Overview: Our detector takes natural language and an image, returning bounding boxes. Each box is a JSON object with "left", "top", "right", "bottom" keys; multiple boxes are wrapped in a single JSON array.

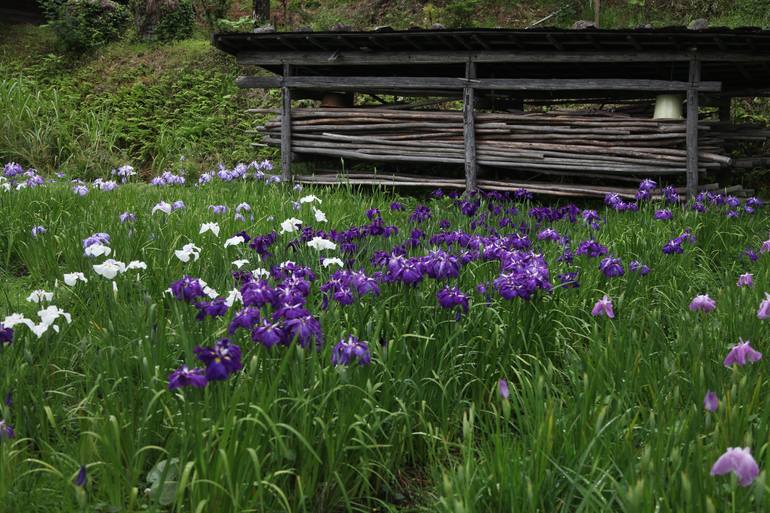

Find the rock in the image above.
[
  {"left": 572, "top": 20, "right": 597, "bottom": 29},
  {"left": 635, "top": 23, "right": 653, "bottom": 29},
  {"left": 252, "top": 24, "right": 275, "bottom": 33},
  {"left": 688, "top": 18, "right": 709, "bottom": 30},
  {"left": 331, "top": 22, "right": 352, "bottom": 32},
  {"left": 430, "top": 23, "right": 446, "bottom": 30},
  {"left": 296, "top": 26, "right": 312, "bottom": 32},
  {"left": 374, "top": 25, "right": 393, "bottom": 32}
]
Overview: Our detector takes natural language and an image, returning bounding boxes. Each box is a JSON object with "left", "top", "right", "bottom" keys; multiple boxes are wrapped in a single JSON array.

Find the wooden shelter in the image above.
[{"left": 213, "top": 27, "right": 770, "bottom": 197}]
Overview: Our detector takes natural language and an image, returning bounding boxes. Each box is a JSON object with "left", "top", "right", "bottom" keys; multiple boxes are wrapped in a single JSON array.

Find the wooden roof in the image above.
[{"left": 213, "top": 27, "right": 770, "bottom": 95}]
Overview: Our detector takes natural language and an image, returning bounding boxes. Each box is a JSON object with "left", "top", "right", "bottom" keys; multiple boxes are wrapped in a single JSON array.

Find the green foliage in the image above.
[
  {"left": 215, "top": 15, "right": 255, "bottom": 32},
  {"left": 441, "top": 0, "right": 480, "bottom": 28},
  {"left": 155, "top": 1, "right": 195, "bottom": 41},
  {"left": 193, "top": 0, "right": 233, "bottom": 30},
  {"left": 39, "top": 0, "right": 131, "bottom": 52}
]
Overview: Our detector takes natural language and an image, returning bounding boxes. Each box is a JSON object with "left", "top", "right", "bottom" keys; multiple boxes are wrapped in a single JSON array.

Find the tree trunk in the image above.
[{"left": 254, "top": 0, "right": 269, "bottom": 23}]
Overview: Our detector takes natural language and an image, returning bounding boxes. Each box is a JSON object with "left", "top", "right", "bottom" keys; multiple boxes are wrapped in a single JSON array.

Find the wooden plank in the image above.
[
  {"left": 281, "top": 63, "right": 292, "bottom": 181},
  {"left": 236, "top": 50, "right": 770, "bottom": 66},
  {"left": 237, "top": 75, "right": 722, "bottom": 92},
  {"left": 464, "top": 61, "right": 477, "bottom": 192},
  {"left": 686, "top": 56, "right": 700, "bottom": 196}
]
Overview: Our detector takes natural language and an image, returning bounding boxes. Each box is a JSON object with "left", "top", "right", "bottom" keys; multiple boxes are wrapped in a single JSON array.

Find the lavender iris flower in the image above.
[
  {"left": 710, "top": 447, "right": 760, "bottom": 486},
  {"left": 31, "top": 225, "right": 46, "bottom": 237},
  {"left": 209, "top": 205, "right": 228, "bottom": 215},
  {"left": 498, "top": 379, "right": 510, "bottom": 399},
  {"left": 591, "top": 295, "right": 615, "bottom": 318},
  {"left": 757, "top": 293, "right": 770, "bottom": 320},
  {"left": 72, "top": 185, "right": 89, "bottom": 196},
  {"left": 331, "top": 335, "right": 371, "bottom": 366},
  {"left": 736, "top": 273, "right": 753, "bottom": 288},
  {"left": 119, "top": 212, "right": 136, "bottom": 223},
  {"left": 703, "top": 390, "right": 719, "bottom": 412},
  {"left": 689, "top": 294, "right": 716, "bottom": 313},
  {"left": 723, "top": 339, "right": 762, "bottom": 367}
]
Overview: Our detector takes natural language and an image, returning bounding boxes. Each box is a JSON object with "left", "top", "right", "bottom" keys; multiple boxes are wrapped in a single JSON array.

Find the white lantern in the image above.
[{"left": 653, "top": 94, "right": 684, "bottom": 120}]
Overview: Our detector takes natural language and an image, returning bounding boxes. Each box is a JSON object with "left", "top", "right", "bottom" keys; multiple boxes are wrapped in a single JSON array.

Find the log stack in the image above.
[{"left": 250, "top": 108, "right": 752, "bottom": 180}]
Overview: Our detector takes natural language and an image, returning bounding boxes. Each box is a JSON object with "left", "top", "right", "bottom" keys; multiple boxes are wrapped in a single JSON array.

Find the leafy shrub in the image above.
[
  {"left": 193, "top": 0, "right": 233, "bottom": 30},
  {"left": 441, "top": 0, "right": 480, "bottom": 28},
  {"left": 155, "top": 0, "right": 196, "bottom": 41},
  {"left": 40, "top": 0, "right": 130, "bottom": 52}
]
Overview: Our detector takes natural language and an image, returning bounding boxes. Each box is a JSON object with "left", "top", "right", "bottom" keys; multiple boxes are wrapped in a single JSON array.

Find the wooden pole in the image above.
[
  {"left": 718, "top": 97, "right": 731, "bottom": 122},
  {"left": 464, "top": 60, "right": 478, "bottom": 192},
  {"left": 686, "top": 54, "right": 701, "bottom": 197},
  {"left": 281, "top": 63, "right": 292, "bottom": 181}
]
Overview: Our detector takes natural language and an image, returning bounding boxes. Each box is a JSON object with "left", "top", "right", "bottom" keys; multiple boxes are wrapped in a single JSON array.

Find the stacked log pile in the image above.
[{"left": 250, "top": 108, "right": 754, "bottom": 181}]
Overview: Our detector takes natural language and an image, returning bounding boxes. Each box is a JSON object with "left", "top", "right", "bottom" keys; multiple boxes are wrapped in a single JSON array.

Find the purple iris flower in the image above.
[
  {"left": 228, "top": 307, "right": 261, "bottom": 335},
  {"left": 171, "top": 200, "right": 186, "bottom": 211},
  {"left": 710, "top": 448, "right": 760, "bottom": 486},
  {"left": 169, "top": 276, "right": 206, "bottom": 303},
  {"left": 724, "top": 339, "right": 762, "bottom": 367},
  {"left": 422, "top": 250, "right": 460, "bottom": 280},
  {"left": 629, "top": 260, "right": 650, "bottom": 276},
  {"left": 331, "top": 335, "right": 371, "bottom": 366},
  {"left": 662, "top": 186, "right": 679, "bottom": 204},
  {"left": 387, "top": 255, "right": 423, "bottom": 285},
  {"left": 689, "top": 294, "right": 716, "bottom": 313},
  {"left": 0, "top": 420, "right": 14, "bottom": 439},
  {"left": 3, "top": 162, "right": 23, "bottom": 177},
  {"left": 409, "top": 205, "right": 432, "bottom": 223},
  {"left": 194, "top": 339, "right": 242, "bottom": 381},
  {"left": 167, "top": 365, "right": 207, "bottom": 390},
  {"left": 209, "top": 205, "right": 228, "bottom": 215},
  {"left": 390, "top": 202, "right": 405, "bottom": 211},
  {"left": 74, "top": 466, "right": 87, "bottom": 487},
  {"left": 366, "top": 208, "right": 381, "bottom": 221},
  {"left": 704, "top": 390, "right": 719, "bottom": 412},
  {"left": 0, "top": 324, "right": 13, "bottom": 346},
  {"left": 284, "top": 315, "right": 324, "bottom": 349},
  {"left": 557, "top": 272, "right": 579, "bottom": 288},
  {"left": 498, "top": 379, "right": 510, "bottom": 399},
  {"left": 576, "top": 240, "right": 608, "bottom": 258},
  {"left": 663, "top": 240, "right": 684, "bottom": 254},
  {"left": 436, "top": 286, "right": 470, "bottom": 315},
  {"left": 537, "top": 228, "right": 560, "bottom": 241},
  {"left": 249, "top": 231, "right": 278, "bottom": 258},
  {"left": 654, "top": 209, "right": 673, "bottom": 221},
  {"left": 599, "top": 256, "right": 624, "bottom": 278},
  {"left": 119, "top": 212, "right": 136, "bottom": 223},
  {"left": 251, "top": 320, "right": 286, "bottom": 348},
  {"left": 194, "top": 298, "right": 229, "bottom": 321}
]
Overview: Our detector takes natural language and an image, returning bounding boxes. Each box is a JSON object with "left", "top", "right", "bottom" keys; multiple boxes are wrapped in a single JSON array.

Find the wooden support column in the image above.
[
  {"left": 281, "top": 63, "right": 292, "bottom": 182},
  {"left": 686, "top": 54, "right": 700, "bottom": 197},
  {"left": 718, "top": 97, "right": 731, "bottom": 122},
  {"left": 463, "top": 60, "right": 478, "bottom": 192}
]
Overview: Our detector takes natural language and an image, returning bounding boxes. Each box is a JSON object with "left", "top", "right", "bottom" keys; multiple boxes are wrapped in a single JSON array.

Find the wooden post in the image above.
[
  {"left": 281, "top": 63, "right": 292, "bottom": 182},
  {"left": 686, "top": 54, "right": 700, "bottom": 197},
  {"left": 463, "top": 60, "right": 478, "bottom": 192},
  {"left": 718, "top": 97, "right": 731, "bottom": 122}
]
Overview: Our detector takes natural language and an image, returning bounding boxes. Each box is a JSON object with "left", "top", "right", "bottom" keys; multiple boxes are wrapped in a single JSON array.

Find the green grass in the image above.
[{"left": 0, "top": 175, "right": 769, "bottom": 512}]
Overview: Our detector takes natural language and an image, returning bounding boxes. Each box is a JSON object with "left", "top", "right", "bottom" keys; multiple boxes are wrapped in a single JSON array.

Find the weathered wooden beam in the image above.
[
  {"left": 686, "top": 55, "right": 701, "bottom": 197},
  {"left": 463, "top": 60, "right": 477, "bottom": 192},
  {"left": 236, "top": 75, "right": 722, "bottom": 92},
  {"left": 281, "top": 63, "right": 292, "bottom": 181},
  {"left": 236, "top": 50, "right": 770, "bottom": 66}
]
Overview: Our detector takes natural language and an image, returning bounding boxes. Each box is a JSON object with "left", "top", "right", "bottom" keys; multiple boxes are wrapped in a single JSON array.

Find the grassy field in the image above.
[{"left": 1, "top": 164, "right": 770, "bottom": 512}]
